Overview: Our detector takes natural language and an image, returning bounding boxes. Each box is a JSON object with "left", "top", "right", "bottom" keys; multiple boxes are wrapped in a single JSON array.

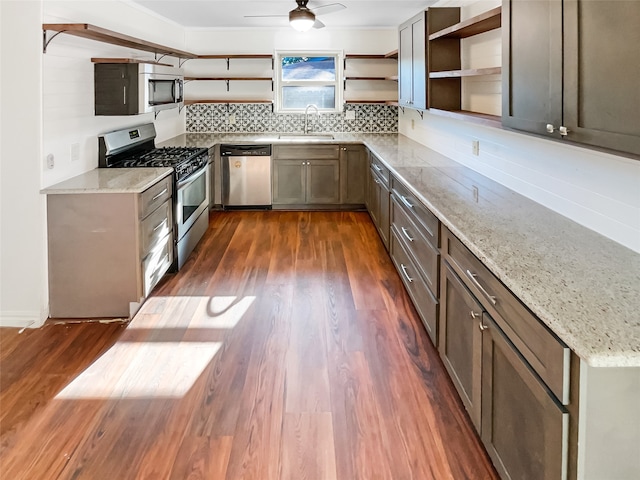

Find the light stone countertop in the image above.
[
  {"left": 161, "top": 132, "right": 640, "bottom": 367},
  {"left": 41, "top": 168, "right": 174, "bottom": 194}
]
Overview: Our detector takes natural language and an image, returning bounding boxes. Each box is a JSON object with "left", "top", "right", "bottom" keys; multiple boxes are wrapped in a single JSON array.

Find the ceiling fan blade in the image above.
[
  {"left": 311, "top": 3, "right": 346, "bottom": 15},
  {"left": 313, "top": 18, "right": 325, "bottom": 29}
]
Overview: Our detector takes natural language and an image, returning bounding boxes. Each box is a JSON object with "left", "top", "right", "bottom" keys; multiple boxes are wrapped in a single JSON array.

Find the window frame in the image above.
[{"left": 274, "top": 50, "right": 343, "bottom": 114}]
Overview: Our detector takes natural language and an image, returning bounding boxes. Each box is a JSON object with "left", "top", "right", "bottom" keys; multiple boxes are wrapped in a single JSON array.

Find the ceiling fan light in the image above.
[{"left": 289, "top": 8, "right": 315, "bottom": 31}]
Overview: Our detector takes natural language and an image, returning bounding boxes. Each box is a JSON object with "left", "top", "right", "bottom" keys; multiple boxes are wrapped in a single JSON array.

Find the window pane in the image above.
[
  {"left": 282, "top": 86, "right": 335, "bottom": 109},
  {"left": 281, "top": 57, "right": 336, "bottom": 81}
]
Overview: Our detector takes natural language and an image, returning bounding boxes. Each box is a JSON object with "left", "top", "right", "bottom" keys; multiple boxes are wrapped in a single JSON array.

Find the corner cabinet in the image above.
[
  {"left": 339, "top": 144, "right": 367, "bottom": 205},
  {"left": 503, "top": 0, "right": 640, "bottom": 156}
]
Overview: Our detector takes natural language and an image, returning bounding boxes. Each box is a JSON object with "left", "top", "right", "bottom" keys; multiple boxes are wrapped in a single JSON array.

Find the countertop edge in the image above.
[{"left": 41, "top": 168, "right": 174, "bottom": 195}]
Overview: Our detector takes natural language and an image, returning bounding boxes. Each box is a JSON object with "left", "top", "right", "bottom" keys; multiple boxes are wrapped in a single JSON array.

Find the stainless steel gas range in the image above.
[{"left": 99, "top": 124, "right": 210, "bottom": 269}]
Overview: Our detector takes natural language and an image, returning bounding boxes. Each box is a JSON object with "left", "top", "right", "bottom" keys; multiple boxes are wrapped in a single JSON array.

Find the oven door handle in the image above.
[{"left": 177, "top": 163, "right": 208, "bottom": 188}]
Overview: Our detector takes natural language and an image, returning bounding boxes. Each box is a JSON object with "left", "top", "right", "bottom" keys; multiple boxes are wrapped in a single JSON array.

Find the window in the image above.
[{"left": 275, "top": 51, "right": 342, "bottom": 113}]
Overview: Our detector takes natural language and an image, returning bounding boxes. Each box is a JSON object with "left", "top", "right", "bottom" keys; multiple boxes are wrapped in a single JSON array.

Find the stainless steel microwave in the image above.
[{"left": 94, "top": 62, "right": 184, "bottom": 116}]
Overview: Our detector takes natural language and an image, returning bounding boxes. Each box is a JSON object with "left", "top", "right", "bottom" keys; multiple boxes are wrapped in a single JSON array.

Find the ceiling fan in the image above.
[{"left": 245, "top": 1, "right": 347, "bottom": 32}]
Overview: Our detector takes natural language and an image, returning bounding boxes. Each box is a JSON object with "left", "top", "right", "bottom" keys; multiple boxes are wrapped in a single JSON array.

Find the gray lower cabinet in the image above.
[
  {"left": 481, "top": 313, "right": 569, "bottom": 480},
  {"left": 339, "top": 144, "right": 367, "bottom": 205},
  {"left": 47, "top": 175, "right": 174, "bottom": 318},
  {"left": 440, "top": 226, "right": 574, "bottom": 480},
  {"left": 272, "top": 145, "right": 341, "bottom": 206},
  {"left": 439, "top": 261, "right": 482, "bottom": 430},
  {"left": 367, "top": 151, "right": 390, "bottom": 249},
  {"left": 272, "top": 158, "right": 340, "bottom": 204}
]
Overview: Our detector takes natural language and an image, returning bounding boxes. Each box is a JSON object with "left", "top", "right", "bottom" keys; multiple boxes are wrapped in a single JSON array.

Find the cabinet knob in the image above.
[
  {"left": 559, "top": 126, "right": 570, "bottom": 136},
  {"left": 546, "top": 124, "right": 555, "bottom": 134}
]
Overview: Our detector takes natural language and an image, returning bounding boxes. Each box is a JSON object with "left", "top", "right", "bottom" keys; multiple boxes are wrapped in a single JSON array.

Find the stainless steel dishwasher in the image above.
[{"left": 221, "top": 144, "right": 272, "bottom": 208}]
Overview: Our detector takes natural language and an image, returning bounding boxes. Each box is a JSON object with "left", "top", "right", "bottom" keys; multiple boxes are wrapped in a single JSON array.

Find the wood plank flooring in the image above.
[{"left": 0, "top": 211, "right": 498, "bottom": 480}]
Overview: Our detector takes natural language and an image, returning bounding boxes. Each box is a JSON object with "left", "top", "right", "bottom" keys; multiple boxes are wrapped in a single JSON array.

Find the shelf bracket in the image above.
[
  {"left": 417, "top": 110, "right": 424, "bottom": 119},
  {"left": 154, "top": 110, "right": 161, "bottom": 120},
  {"left": 179, "top": 57, "right": 191, "bottom": 68},
  {"left": 399, "top": 106, "right": 405, "bottom": 114},
  {"left": 226, "top": 58, "right": 231, "bottom": 70},
  {"left": 155, "top": 53, "right": 168, "bottom": 63},
  {"left": 271, "top": 58, "right": 275, "bottom": 70},
  {"left": 42, "top": 29, "right": 65, "bottom": 54},
  {"left": 225, "top": 80, "right": 230, "bottom": 91}
]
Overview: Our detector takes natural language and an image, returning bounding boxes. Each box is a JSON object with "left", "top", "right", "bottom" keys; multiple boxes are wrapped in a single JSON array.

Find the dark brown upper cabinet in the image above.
[
  {"left": 399, "top": 11, "right": 428, "bottom": 110},
  {"left": 503, "top": 0, "right": 640, "bottom": 157}
]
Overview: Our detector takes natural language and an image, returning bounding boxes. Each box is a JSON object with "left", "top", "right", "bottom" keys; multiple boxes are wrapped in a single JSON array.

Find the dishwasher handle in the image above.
[{"left": 220, "top": 144, "right": 272, "bottom": 156}]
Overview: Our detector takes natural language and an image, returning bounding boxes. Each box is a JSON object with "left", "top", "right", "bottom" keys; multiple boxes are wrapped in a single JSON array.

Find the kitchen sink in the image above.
[{"left": 277, "top": 133, "right": 335, "bottom": 140}]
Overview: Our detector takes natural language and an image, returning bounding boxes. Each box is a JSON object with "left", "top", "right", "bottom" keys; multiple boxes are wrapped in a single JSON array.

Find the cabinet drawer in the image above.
[
  {"left": 391, "top": 176, "right": 439, "bottom": 247},
  {"left": 442, "top": 227, "right": 570, "bottom": 404},
  {"left": 391, "top": 195, "right": 439, "bottom": 294},
  {"left": 140, "top": 199, "right": 173, "bottom": 258},
  {"left": 369, "top": 154, "right": 390, "bottom": 185},
  {"left": 273, "top": 145, "right": 339, "bottom": 159},
  {"left": 390, "top": 228, "right": 438, "bottom": 345},
  {"left": 139, "top": 175, "right": 172, "bottom": 219},
  {"left": 142, "top": 232, "right": 173, "bottom": 297}
]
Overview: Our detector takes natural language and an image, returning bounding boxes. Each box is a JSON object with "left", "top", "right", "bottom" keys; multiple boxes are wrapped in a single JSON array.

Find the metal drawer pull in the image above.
[
  {"left": 400, "top": 263, "right": 413, "bottom": 283},
  {"left": 466, "top": 270, "right": 497, "bottom": 305},
  {"left": 470, "top": 311, "right": 481, "bottom": 319},
  {"left": 374, "top": 178, "right": 381, "bottom": 184},
  {"left": 479, "top": 322, "right": 489, "bottom": 331},
  {"left": 153, "top": 219, "right": 167, "bottom": 232},
  {"left": 373, "top": 163, "right": 383, "bottom": 172},
  {"left": 152, "top": 188, "right": 168, "bottom": 201},
  {"left": 401, "top": 227, "right": 414, "bottom": 242},
  {"left": 399, "top": 195, "right": 414, "bottom": 209}
]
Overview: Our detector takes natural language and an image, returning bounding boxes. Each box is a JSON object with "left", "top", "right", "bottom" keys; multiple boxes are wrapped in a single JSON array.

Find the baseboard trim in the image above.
[{"left": 0, "top": 310, "right": 47, "bottom": 329}]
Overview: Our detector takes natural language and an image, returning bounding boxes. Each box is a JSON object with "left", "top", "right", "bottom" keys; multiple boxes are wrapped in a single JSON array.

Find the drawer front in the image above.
[
  {"left": 142, "top": 232, "right": 173, "bottom": 297},
  {"left": 140, "top": 199, "right": 173, "bottom": 258},
  {"left": 140, "top": 175, "right": 172, "bottom": 220},
  {"left": 391, "top": 196, "right": 439, "bottom": 294},
  {"left": 273, "top": 145, "right": 339, "bottom": 159},
  {"left": 442, "top": 227, "right": 570, "bottom": 404},
  {"left": 391, "top": 176, "right": 439, "bottom": 247},
  {"left": 390, "top": 228, "right": 438, "bottom": 345},
  {"left": 369, "top": 153, "right": 390, "bottom": 185}
]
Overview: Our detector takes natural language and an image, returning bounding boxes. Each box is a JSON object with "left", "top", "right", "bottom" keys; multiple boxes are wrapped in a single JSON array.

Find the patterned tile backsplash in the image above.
[{"left": 186, "top": 103, "right": 398, "bottom": 133}]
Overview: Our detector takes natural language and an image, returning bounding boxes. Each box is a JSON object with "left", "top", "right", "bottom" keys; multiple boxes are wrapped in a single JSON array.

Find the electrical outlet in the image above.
[
  {"left": 70, "top": 143, "right": 80, "bottom": 162},
  {"left": 411, "top": 119, "right": 415, "bottom": 130},
  {"left": 472, "top": 139, "right": 480, "bottom": 156},
  {"left": 46, "top": 154, "right": 55, "bottom": 169},
  {"left": 472, "top": 185, "right": 479, "bottom": 203},
  {"left": 345, "top": 110, "right": 355, "bottom": 120},
  {"left": 228, "top": 113, "right": 236, "bottom": 125}
]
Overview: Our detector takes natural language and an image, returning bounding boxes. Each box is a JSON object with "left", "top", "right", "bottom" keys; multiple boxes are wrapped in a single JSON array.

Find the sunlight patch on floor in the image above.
[{"left": 56, "top": 341, "right": 222, "bottom": 399}]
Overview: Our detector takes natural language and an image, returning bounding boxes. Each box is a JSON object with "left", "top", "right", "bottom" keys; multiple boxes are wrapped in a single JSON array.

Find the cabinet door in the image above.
[
  {"left": 378, "top": 178, "right": 390, "bottom": 249},
  {"left": 368, "top": 167, "right": 381, "bottom": 225},
  {"left": 502, "top": 0, "right": 563, "bottom": 135},
  {"left": 340, "top": 145, "right": 367, "bottom": 204},
  {"left": 272, "top": 159, "right": 306, "bottom": 204},
  {"left": 411, "top": 15, "right": 427, "bottom": 110},
  {"left": 398, "top": 19, "right": 414, "bottom": 107},
  {"left": 306, "top": 160, "right": 340, "bottom": 204},
  {"left": 482, "top": 314, "right": 569, "bottom": 480},
  {"left": 563, "top": 0, "right": 640, "bottom": 155},
  {"left": 438, "top": 261, "right": 483, "bottom": 430}
]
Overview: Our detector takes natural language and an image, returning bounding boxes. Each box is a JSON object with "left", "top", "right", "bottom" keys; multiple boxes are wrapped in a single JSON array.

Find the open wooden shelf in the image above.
[
  {"left": 184, "top": 99, "right": 273, "bottom": 105},
  {"left": 90, "top": 58, "right": 171, "bottom": 65},
  {"left": 429, "top": 6, "right": 501, "bottom": 41},
  {"left": 196, "top": 54, "right": 272, "bottom": 60},
  {"left": 345, "top": 51, "right": 399, "bottom": 60},
  {"left": 344, "top": 100, "right": 398, "bottom": 105},
  {"left": 185, "top": 77, "right": 272, "bottom": 81},
  {"left": 43, "top": 23, "right": 196, "bottom": 58},
  {"left": 430, "top": 67, "right": 502, "bottom": 79},
  {"left": 344, "top": 76, "right": 398, "bottom": 81}
]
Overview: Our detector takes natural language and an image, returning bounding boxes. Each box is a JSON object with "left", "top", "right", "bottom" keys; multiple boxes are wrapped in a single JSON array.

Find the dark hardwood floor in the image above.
[{"left": 0, "top": 211, "right": 498, "bottom": 479}]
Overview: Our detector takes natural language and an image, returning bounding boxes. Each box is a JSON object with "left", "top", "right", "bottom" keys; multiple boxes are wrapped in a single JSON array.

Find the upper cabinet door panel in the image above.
[
  {"left": 411, "top": 16, "right": 427, "bottom": 110},
  {"left": 563, "top": 0, "right": 640, "bottom": 154},
  {"left": 399, "top": 23, "right": 413, "bottom": 107},
  {"left": 502, "top": 0, "right": 562, "bottom": 134}
]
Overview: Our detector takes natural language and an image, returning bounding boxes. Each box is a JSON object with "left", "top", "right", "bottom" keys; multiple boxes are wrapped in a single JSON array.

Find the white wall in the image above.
[
  {"left": 401, "top": 0, "right": 640, "bottom": 253},
  {"left": 0, "top": 1, "right": 47, "bottom": 328},
  {"left": 0, "top": 1, "right": 190, "bottom": 328}
]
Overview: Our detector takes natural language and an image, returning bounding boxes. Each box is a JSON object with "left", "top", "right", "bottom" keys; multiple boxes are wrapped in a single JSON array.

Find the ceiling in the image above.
[{"left": 130, "top": 1, "right": 439, "bottom": 29}]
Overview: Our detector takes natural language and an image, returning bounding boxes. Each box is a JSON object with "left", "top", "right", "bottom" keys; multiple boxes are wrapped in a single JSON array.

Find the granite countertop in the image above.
[
  {"left": 41, "top": 168, "right": 174, "bottom": 194},
  {"left": 160, "top": 132, "right": 640, "bottom": 367}
]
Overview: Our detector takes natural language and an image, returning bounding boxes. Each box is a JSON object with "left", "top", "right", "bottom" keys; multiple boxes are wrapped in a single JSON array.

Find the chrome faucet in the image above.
[{"left": 304, "top": 104, "right": 319, "bottom": 134}]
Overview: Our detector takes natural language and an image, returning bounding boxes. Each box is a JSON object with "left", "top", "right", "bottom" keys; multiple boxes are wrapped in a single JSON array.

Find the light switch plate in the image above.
[{"left": 345, "top": 110, "right": 355, "bottom": 120}]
